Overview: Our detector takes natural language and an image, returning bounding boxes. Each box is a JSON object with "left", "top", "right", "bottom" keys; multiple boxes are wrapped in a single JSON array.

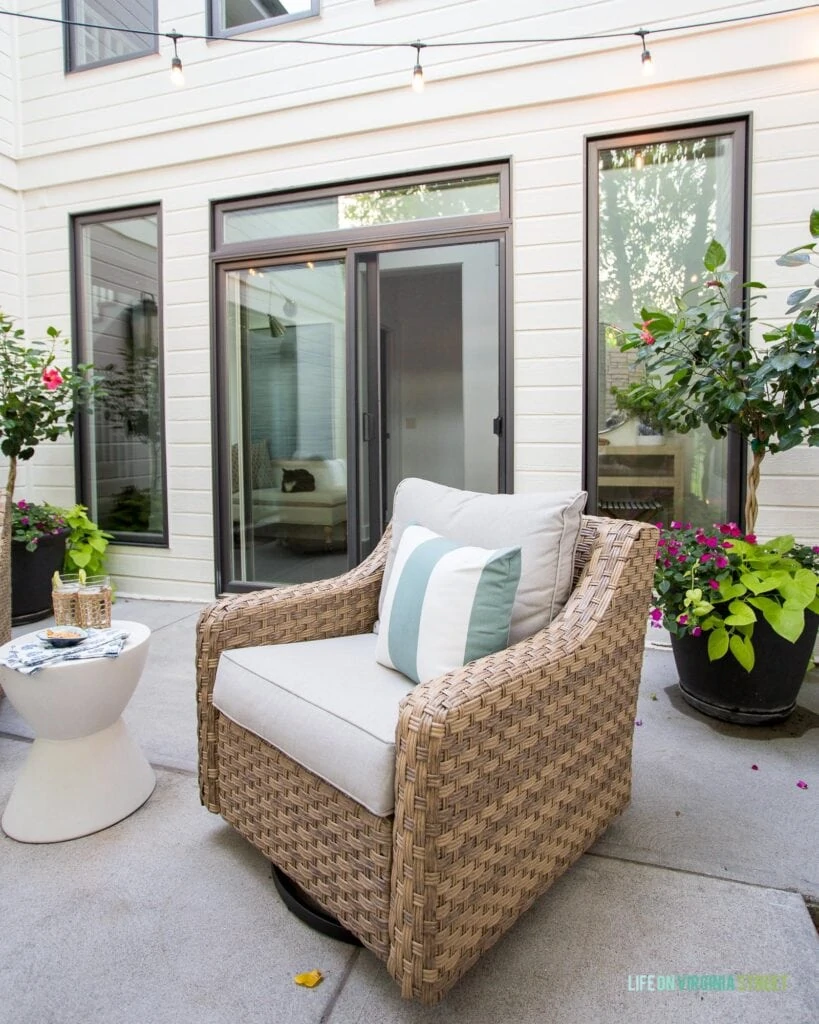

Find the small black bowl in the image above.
[{"left": 37, "top": 627, "right": 89, "bottom": 648}]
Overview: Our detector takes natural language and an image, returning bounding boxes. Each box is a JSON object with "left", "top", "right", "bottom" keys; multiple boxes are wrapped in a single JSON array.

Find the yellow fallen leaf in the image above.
[{"left": 294, "top": 970, "right": 323, "bottom": 989}]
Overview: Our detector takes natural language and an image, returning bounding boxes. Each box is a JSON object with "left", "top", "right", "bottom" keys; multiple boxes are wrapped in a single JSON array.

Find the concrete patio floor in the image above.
[{"left": 1, "top": 598, "right": 817, "bottom": 1024}]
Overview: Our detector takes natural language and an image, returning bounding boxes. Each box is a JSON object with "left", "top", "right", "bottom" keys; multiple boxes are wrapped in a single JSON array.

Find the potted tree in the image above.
[
  {"left": 0, "top": 311, "right": 100, "bottom": 623},
  {"left": 619, "top": 211, "right": 819, "bottom": 722}
]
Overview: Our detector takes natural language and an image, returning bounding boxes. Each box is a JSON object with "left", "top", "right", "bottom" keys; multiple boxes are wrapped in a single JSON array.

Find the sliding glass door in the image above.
[
  {"left": 356, "top": 241, "right": 502, "bottom": 557},
  {"left": 223, "top": 258, "right": 348, "bottom": 586},
  {"left": 212, "top": 164, "right": 511, "bottom": 592}
]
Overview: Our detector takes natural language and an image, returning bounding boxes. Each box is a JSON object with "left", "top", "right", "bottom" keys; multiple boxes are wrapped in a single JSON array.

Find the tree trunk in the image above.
[
  {"left": 0, "top": 489, "right": 11, "bottom": 697},
  {"left": 745, "top": 449, "right": 765, "bottom": 535},
  {"left": 1, "top": 456, "right": 17, "bottom": 664}
]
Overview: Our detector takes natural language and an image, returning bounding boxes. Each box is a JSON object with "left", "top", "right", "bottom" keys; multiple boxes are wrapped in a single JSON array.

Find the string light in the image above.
[
  {"left": 0, "top": 3, "right": 816, "bottom": 89},
  {"left": 636, "top": 29, "right": 654, "bottom": 76},
  {"left": 411, "top": 42, "right": 426, "bottom": 93},
  {"left": 634, "top": 150, "right": 645, "bottom": 170},
  {"left": 168, "top": 30, "right": 184, "bottom": 87}
]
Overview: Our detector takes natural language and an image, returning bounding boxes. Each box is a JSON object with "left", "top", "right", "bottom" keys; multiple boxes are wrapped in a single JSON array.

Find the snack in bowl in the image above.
[{"left": 37, "top": 626, "right": 88, "bottom": 648}]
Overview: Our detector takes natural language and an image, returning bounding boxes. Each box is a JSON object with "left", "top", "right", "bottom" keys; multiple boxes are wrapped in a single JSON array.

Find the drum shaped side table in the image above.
[{"left": 0, "top": 620, "right": 155, "bottom": 843}]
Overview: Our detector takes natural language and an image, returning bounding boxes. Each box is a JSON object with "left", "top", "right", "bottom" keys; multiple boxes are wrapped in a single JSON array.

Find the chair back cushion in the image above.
[
  {"left": 380, "top": 479, "right": 586, "bottom": 645},
  {"left": 375, "top": 525, "right": 521, "bottom": 684}
]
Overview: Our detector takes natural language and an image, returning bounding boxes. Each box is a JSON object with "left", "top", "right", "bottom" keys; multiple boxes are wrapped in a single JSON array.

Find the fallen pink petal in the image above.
[
  {"left": 796, "top": 781, "right": 808, "bottom": 790},
  {"left": 634, "top": 720, "right": 643, "bottom": 727},
  {"left": 751, "top": 764, "right": 759, "bottom": 771}
]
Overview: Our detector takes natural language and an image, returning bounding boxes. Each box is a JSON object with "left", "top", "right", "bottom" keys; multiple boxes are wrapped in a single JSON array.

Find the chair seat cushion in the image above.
[{"left": 212, "top": 633, "right": 413, "bottom": 817}]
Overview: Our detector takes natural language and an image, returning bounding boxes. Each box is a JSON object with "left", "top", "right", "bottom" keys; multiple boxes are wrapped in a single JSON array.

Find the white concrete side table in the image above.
[{"left": 0, "top": 620, "right": 155, "bottom": 843}]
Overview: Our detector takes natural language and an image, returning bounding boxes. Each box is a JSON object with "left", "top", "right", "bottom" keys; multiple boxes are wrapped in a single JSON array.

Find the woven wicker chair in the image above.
[{"left": 197, "top": 514, "right": 657, "bottom": 1004}]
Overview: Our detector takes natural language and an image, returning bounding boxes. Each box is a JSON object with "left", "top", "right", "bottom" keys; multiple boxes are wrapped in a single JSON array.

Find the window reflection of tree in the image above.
[{"left": 98, "top": 293, "right": 163, "bottom": 535}]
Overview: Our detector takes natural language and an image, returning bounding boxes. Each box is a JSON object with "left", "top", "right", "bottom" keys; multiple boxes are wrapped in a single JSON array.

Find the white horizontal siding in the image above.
[{"left": 1, "top": 1, "right": 816, "bottom": 597}]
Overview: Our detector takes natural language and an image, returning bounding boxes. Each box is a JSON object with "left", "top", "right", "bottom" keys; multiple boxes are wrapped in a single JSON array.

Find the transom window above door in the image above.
[{"left": 210, "top": 0, "right": 319, "bottom": 35}]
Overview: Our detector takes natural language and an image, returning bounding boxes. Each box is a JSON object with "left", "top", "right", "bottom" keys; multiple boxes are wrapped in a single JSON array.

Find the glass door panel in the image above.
[
  {"left": 224, "top": 258, "right": 347, "bottom": 586},
  {"left": 356, "top": 241, "right": 501, "bottom": 548},
  {"left": 594, "top": 130, "right": 743, "bottom": 526}
]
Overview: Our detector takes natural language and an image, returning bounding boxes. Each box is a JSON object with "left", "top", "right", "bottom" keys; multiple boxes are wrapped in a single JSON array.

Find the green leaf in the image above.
[
  {"left": 703, "top": 240, "right": 727, "bottom": 272},
  {"left": 776, "top": 252, "right": 810, "bottom": 267},
  {"left": 708, "top": 628, "right": 729, "bottom": 661},
  {"left": 762, "top": 535, "right": 795, "bottom": 554},
  {"left": 70, "top": 550, "right": 91, "bottom": 568},
  {"left": 723, "top": 392, "right": 746, "bottom": 412},
  {"left": 770, "top": 352, "right": 800, "bottom": 371},
  {"left": 740, "top": 573, "right": 779, "bottom": 596},
  {"left": 811, "top": 209, "right": 819, "bottom": 238},
  {"left": 786, "top": 287, "right": 812, "bottom": 307},
  {"left": 743, "top": 281, "right": 767, "bottom": 289},
  {"left": 779, "top": 569, "right": 818, "bottom": 608},
  {"left": 729, "top": 633, "right": 755, "bottom": 672},
  {"left": 770, "top": 607, "right": 804, "bottom": 644},
  {"left": 724, "top": 600, "right": 757, "bottom": 626}
]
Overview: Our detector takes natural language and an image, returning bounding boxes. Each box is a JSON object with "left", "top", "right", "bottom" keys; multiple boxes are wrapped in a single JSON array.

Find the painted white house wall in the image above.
[{"left": 2, "top": 0, "right": 818, "bottom": 599}]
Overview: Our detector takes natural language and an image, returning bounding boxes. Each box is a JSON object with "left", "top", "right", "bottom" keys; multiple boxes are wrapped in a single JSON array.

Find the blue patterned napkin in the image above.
[{"left": 0, "top": 629, "right": 129, "bottom": 675}]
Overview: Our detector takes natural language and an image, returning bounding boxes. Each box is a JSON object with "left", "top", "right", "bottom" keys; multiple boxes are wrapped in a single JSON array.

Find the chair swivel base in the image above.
[{"left": 271, "top": 865, "right": 363, "bottom": 946}]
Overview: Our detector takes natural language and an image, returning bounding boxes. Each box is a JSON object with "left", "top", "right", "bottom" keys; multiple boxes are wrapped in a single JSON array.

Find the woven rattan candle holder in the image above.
[
  {"left": 76, "top": 578, "right": 113, "bottom": 629},
  {"left": 52, "top": 576, "right": 82, "bottom": 626}
]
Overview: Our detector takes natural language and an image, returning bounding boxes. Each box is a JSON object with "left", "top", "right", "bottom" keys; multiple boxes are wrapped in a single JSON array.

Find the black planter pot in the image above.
[
  {"left": 670, "top": 611, "right": 819, "bottom": 725},
  {"left": 11, "top": 532, "right": 68, "bottom": 625}
]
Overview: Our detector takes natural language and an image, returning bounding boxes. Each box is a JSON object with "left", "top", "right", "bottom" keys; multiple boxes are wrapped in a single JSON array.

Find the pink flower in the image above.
[
  {"left": 796, "top": 780, "right": 808, "bottom": 790},
  {"left": 812, "top": 547, "right": 819, "bottom": 555},
  {"left": 42, "top": 367, "right": 63, "bottom": 390},
  {"left": 678, "top": 614, "right": 688, "bottom": 625},
  {"left": 691, "top": 626, "right": 702, "bottom": 637},
  {"left": 670, "top": 521, "right": 682, "bottom": 530},
  {"left": 704, "top": 537, "right": 718, "bottom": 548},
  {"left": 745, "top": 534, "right": 757, "bottom": 544},
  {"left": 723, "top": 542, "right": 733, "bottom": 549},
  {"left": 700, "top": 552, "right": 712, "bottom": 563},
  {"left": 650, "top": 608, "right": 663, "bottom": 622},
  {"left": 677, "top": 554, "right": 687, "bottom": 563},
  {"left": 20, "top": 516, "right": 29, "bottom": 526},
  {"left": 708, "top": 579, "right": 720, "bottom": 590},
  {"left": 715, "top": 555, "right": 729, "bottom": 569},
  {"left": 705, "top": 280, "right": 722, "bottom": 288},
  {"left": 640, "top": 331, "right": 656, "bottom": 345}
]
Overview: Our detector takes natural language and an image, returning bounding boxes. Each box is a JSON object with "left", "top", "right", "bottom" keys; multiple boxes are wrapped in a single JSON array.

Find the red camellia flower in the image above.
[{"left": 42, "top": 367, "right": 63, "bottom": 391}]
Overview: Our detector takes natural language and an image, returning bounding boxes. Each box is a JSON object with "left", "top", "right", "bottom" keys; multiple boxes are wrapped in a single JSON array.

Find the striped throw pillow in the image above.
[{"left": 375, "top": 524, "right": 522, "bottom": 685}]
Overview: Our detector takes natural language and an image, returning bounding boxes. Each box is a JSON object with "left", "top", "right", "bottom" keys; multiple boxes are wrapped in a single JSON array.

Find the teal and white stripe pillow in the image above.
[{"left": 375, "top": 524, "right": 522, "bottom": 685}]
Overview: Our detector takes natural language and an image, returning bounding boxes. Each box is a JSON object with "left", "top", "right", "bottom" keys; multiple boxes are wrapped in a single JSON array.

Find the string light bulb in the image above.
[
  {"left": 636, "top": 29, "right": 654, "bottom": 76},
  {"left": 411, "top": 42, "right": 426, "bottom": 93},
  {"left": 634, "top": 150, "right": 644, "bottom": 170},
  {"left": 169, "top": 31, "right": 185, "bottom": 88}
]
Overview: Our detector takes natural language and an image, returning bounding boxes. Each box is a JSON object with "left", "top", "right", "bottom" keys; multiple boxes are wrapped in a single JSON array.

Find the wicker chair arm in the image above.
[
  {"left": 196, "top": 527, "right": 391, "bottom": 809},
  {"left": 388, "top": 517, "right": 658, "bottom": 1002}
]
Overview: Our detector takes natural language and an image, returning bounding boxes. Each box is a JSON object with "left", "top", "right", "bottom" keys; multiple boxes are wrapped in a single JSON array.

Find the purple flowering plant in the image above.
[
  {"left": 11, "top": 499, "right": 68, "bottom": 552},
  {"left": 652, "top": 521, "right": 819, "bottom": 672}
]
